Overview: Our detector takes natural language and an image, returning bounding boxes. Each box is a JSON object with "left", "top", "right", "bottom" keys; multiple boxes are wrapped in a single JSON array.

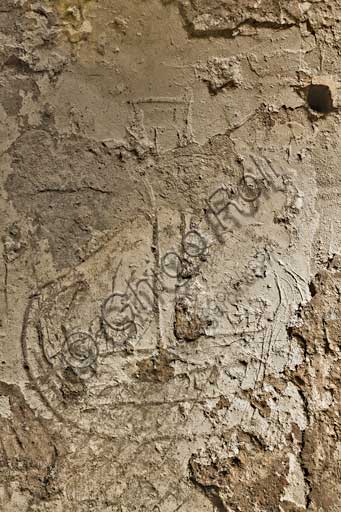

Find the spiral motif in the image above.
[
  {"left": 238, "top": 174, "right": 262, "bottom": 202},
  {"left": 101, "top": 292, "right": 136, "bottom": 331},
  {"left": 62, "top": 331, "right": 98, "bottom": 371}
]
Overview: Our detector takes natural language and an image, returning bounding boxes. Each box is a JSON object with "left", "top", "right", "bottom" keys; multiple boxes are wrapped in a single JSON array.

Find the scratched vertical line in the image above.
[{"left": 152, "top": 211, "right": 162, "bottom": 350}]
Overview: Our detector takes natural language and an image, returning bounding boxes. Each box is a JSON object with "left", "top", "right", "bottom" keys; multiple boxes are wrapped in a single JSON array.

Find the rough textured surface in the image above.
[{"left": 0, "top": 0, "right": 341, "bottom": 510}]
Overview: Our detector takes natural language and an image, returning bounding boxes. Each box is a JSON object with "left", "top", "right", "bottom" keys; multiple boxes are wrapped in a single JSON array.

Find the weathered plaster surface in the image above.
[{"left": 0, "top": 1, "right": 340, "bottom": 510}]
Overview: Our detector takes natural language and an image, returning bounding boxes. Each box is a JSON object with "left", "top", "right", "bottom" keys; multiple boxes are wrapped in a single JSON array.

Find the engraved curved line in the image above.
[{"left": 21, "top": 295, "right": 66, "bottom": 426}]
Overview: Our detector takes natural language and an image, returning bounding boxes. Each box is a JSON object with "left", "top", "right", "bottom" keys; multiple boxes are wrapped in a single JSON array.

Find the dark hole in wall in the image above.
[{"left": 307, "top": 84, "right": 333, "bottom": 113}]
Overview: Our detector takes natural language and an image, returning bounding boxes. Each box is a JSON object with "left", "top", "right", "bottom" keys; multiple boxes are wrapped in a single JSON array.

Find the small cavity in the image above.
[{"left": 307, "top": 84, "right": 333, "bottom": 114}]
